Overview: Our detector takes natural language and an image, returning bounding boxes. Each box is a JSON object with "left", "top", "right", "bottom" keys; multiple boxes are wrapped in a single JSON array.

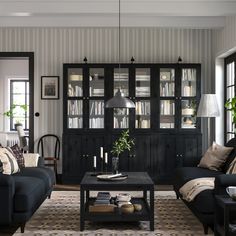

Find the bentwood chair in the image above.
[{"left": 37, "top": 134, "right": 60, "bottom": 182}]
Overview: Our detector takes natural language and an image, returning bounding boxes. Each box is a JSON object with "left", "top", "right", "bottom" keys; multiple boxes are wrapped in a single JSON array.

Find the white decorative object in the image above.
[
  {"left": 93, "top": 156, "right": 96, "bottom": 168},
  {"left": 100, "top": 147, "right": 103, "bottom": 158},
  {"left": 105, "top": 152, "right": 108, "bottom": 163}
]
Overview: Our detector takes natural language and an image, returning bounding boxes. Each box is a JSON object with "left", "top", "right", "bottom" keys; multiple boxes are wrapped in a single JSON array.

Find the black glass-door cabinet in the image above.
[{"left": 62, "top": 63, "right": 202, "bottom": 184}]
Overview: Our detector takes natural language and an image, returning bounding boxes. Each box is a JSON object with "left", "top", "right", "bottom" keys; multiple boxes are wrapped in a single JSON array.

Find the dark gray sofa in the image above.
[
  {"left": 0, "top": 156, "right": 55, "bottom": 233},
  {"left": 173, "top": 137, "right": 236, "bottom": 234}
]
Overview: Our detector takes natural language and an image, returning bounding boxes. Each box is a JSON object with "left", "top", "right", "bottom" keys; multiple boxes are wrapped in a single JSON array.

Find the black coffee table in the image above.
[{"left": 80, "top": 172, "right": 154, "bottom": 231}]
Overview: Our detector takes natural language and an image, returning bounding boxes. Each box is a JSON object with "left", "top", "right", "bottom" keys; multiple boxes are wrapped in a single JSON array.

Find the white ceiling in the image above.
[{"left": 0, "top": 0, "right": 235, "bottom": 28}]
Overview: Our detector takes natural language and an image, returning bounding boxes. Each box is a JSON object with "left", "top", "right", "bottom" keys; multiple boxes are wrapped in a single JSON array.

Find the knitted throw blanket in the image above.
[{"left": 179, "top": 177, "right": 215, "bottom": 202}]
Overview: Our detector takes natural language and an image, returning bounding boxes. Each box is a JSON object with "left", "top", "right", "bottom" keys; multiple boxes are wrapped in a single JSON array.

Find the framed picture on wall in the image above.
[{"left": 41, "top": 76, "right": 59, "bottom": 99}]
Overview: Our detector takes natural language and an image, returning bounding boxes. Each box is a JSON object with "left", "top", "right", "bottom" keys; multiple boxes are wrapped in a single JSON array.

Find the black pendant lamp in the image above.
[{"left": 105, "top": 0, "right": 135, "bottom": 109}]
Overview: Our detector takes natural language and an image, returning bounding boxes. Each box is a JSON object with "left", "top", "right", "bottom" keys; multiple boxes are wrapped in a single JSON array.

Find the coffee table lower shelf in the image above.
[{"left": 84, "top": 197, "right": 150, "bottom": 222}]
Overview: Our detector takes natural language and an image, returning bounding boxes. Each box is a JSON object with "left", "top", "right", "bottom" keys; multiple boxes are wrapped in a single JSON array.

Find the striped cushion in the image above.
[
  {"left": 0, "top": 148, "right": 20, "bottom": 175},
  {"left": 227, "top": 156, "right": 236, "bottom": 174}
]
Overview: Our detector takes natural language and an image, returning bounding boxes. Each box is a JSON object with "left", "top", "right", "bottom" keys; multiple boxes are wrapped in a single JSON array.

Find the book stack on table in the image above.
[{"left": 89, "top": 192, "right": 116, "bottom": 213}]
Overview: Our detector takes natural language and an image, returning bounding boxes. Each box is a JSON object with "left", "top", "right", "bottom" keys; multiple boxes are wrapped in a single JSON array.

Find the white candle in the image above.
[
  {"left": 105, "top": 152, "right": 108, "bottom": 164},
  {"left": 100, "top": 147, "right": 103, "bottom": 158},
  {"left": 93, "top": 156, "right": 96, "bottom": 168}
]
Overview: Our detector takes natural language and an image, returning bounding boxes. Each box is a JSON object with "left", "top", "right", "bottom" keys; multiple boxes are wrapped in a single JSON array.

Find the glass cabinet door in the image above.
[
  {"left": 113, "top": 68, "right": 129, "bottom": 129},
  {"left": 89, "top": 68, "right": 105, "bottom": 129},
  {"left": 67, "top": 68, "right": 83, "bottom": 129},
  {"left": 160, "top": 68, "right": 175, "bottom": 129},
  {"left": 135, "top": 68, "right": 151, "bottom": 129},
  {"left": 181, "top": 68, "right": 197, "bottom": 129}
]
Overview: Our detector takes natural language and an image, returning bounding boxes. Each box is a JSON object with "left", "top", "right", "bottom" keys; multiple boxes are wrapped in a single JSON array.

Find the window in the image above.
[
  {"left": 225, "top": 53, "right": 236, "bottom": 141},
  {"left": 10, "top": 80, "right": 29, "bottom": 130}
]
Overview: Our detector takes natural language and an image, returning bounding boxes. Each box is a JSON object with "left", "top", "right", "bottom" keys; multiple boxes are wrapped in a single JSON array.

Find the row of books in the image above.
[
  {"left": 68, "top": 117, "right": 83, "bottom": 128},
  {"left": 160, "top": 82, "right": 175, "bottom": 97},
  {"left": 136, "top": 87, "right": 150, "bottom": 97},
  {"left": 68, "top": 100, "right": 83, "bottom": 115},
  {"left": 89, "top": 118, "right": 104, "bottom": 128},
  {"left": 114, "top": 117, "right": 129, "bottom": 129},
  {"left": 182, "top": 69, "right": 196, "bottom": 81},
  {"left": 135, "top": 119, "right": 150, "bottom": 129},
  {"left": 160, "top": 100, "right": 175, "bottom": 115},
  {"left": 90, "top": 101, "right": 104, "bottom": 115},
  {"left": 136, "top": 101, "right": 150, "bottom": 115},
  {"left": 182, "top": 85, "right": 195, "bottom": 96},
  {"left": 68, "top": 84, "right": 83, "bottom": 97},
  {"left": 89, "top": 88, "right": 104, "bottom": 97}
]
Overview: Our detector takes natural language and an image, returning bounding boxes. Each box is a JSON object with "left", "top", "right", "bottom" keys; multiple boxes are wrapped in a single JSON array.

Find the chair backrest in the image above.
[
  {"left": 37, "top": 134, "right": 60, "bottom": 160},
  {"left": 16, "top": 125, "right": 29, "bottom": 152}
]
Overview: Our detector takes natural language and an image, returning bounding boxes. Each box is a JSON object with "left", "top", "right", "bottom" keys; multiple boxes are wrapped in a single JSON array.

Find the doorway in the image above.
[{"left": 0, "top": 52, "right": 34, "bottom": 152}]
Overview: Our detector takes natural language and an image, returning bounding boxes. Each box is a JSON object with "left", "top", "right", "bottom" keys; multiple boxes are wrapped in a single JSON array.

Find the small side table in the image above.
[{"left": 215, "top": 195, "right": 236, "bottom": 236}]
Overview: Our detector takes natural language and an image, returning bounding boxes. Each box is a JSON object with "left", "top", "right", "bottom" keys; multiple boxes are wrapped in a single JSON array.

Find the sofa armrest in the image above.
[
  {"left": 0, "top": 173, "right": 15, "bottom": 224},
  {"left": 215, "top": 174, "right": 236, "bottom": 195}
]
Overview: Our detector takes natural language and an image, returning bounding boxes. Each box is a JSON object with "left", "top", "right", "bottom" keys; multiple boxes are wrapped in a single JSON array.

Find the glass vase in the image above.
[{"left": 112, "top": 156, "right": 119, "bottom": 174}]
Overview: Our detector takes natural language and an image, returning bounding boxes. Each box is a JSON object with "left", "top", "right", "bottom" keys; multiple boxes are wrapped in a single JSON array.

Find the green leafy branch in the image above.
[
  {"left": 111, "top": 130, "right": 135, "bottom": 157},
  {"left": 3, "top": 104, "right": 27, "bottom": 118},
  {"left": 225, "top": 97, "right": 236, "bottom": 127}
]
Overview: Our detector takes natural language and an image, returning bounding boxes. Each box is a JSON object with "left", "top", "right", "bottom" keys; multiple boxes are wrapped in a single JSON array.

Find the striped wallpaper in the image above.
[
  {"left": 213, "top": 16, "right": 236, "bottom": 57},
  {"left": 0, "top": 27, "right": 215, "bottom": 168}
]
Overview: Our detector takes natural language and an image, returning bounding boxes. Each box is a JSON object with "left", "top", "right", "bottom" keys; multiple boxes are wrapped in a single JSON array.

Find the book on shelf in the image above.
[
  {"left": 94, "top": 192, "right": 111, "bottom": 205},
  {"left": 160, "top": 100, "right": 175, "bottom": 115}
]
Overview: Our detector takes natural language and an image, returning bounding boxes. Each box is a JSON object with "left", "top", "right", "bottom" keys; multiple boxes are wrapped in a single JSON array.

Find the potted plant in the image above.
[
  {"left": 111, "top": 130, "right": 135, "bottom": 174},
  {"left": 225, "top": 97, "right": 236, "bottom": 132},
  {"left": 3, "top": 104, "right": 27, "bottom": 130}
]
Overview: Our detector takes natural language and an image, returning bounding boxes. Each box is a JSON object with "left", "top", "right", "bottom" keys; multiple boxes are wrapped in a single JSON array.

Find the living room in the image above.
[{"left": 0, "top": 0, "right": 236, "bottom": 235}]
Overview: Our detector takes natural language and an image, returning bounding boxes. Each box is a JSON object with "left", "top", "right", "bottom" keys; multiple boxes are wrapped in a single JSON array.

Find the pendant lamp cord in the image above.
[{"left": 118, "top": 0, "right": 121, "bottom": 87}]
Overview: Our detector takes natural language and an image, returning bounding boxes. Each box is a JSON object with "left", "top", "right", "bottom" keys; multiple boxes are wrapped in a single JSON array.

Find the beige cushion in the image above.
[
  {"left": 0, "top": 147, "right": 20, "bottom": 175},
  {"left": 23, "top": 153, "right": 39, "bottom": 167},
  {"left": 198, "top": 142, "right": 233, "bottom": 171},
  {"left": 227, "top": 156, "right": 236, "bottom": 174}
]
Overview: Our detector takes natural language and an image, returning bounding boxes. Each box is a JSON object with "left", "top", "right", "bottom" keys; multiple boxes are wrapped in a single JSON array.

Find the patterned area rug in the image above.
[{"left": 14, "top": 191, "right": 213, "bottom": 236}]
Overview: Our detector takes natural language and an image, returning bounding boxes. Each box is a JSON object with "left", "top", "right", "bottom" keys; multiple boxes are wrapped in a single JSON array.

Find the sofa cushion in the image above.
[
  {"left": 13, "top": 176, "right": 45, "bottom": 212},
  {"left": 174, "top": 167, "right": 222, "bottom": 191},
  {"left": 10, "top": 144, "right": 25, "bottom": 168},
  {"left": 198, "top": 142, "right": 233, "bottom": 171},
  {"left": 13, "top": 167, "right": 55, "bottom": 192},
  {"left": 0, "top": 147, "right": 20, "bottom": 175}
]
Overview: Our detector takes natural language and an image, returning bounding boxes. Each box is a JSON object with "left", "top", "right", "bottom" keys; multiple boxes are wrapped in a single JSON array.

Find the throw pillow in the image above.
[
  {"left": 198, "top": 142, "right": 234, "bottom": 171},
  {"left": 10, "top": 144, "right": 25, "bottom": 168},
  {"left": 23, "top": 153, "right": 40, "bottom": 167},
  {"left": 0, "top": 147, "right": 20, "bottom": 175},
  {"left": 226, "top": 156, "right": 236, "bottom": 174}
]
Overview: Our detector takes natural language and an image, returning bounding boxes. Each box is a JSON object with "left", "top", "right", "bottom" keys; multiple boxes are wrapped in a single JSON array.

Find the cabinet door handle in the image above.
[
  {"left": 82, "top": 154, "right": 85, "bottom": 158},
  {"left": 86, "top": 154, "right": 89, "bottom": 158},
  {"left": 179, "top": 97, "right": 182, "bottom": 100},
  {"left": 180, "top": 154, "right": 183, "bottom": 157},
  {"left": 176, "top": 154, "right": 179, "bottom": 157},
  {"left": 83, "top": 97, "right": 86, "bottom": 100}
]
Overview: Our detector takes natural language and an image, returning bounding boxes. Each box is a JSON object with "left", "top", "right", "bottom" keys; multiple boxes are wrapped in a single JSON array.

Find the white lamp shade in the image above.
[{"left": 197, "top": 94, "right": 220, "bottom": 118}]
